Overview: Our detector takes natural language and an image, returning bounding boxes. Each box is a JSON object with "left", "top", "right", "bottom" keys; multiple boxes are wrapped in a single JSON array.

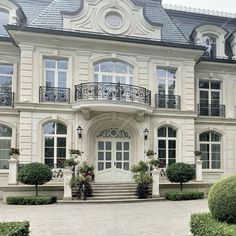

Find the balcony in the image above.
[
  {"left": 39, "top": 87, "right": 70, "bottom": 104},
  {"left": 74, "top": 82, "right": 151, "bottom": 112},
  {"left": 0, "top": 92, "right": 14, "bottom": 107},
  {"left": 198, "top": 104, "right": 225, "bottom": 117},
  {"left": 155, "top": 94, "right": 181, "bottom": 110}
]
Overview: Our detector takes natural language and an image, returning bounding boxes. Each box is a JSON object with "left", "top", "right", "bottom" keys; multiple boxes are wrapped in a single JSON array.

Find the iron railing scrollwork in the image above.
[
  {"left": 75, "top": 82, "right": 151, "bottom": 105},
  {"left": 198, "top": 104, "right": 225, "bottom": 117},
  {"left": 39, "top": 86, "right": 70, "bottom": 104},
  {"left": 0, "top": 92, "right": 14, "bottom": 107},
  {"left": 155, "top": 94, "right": 181, "bottom": 110}
]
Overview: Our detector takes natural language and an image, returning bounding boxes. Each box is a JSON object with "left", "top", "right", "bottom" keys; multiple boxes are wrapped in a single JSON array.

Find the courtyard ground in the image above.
[{"left": 0, "top": 199, "right": 208, "bottom": 236}]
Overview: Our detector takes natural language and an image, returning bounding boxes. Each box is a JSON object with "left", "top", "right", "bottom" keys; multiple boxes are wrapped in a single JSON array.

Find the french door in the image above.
[{"left": 96, "top": 139, "right": 131, "bottom": 182}]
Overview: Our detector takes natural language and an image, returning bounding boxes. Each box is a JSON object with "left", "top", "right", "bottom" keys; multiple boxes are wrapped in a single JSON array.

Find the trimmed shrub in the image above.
[
  {"left": 133, "top": 172, "right": 152, "bottom": 199},
  {"left": 18, "top": 163, "right": 52, "bottom": 196},
  {"left": 0, "top": 221, "right": 30, "bottom": 236},
  {"left": 166, "top": 162, "right": 195, "bottom": 191},
  {"left": 131, "top": 161, "right": 149, "bottom": 173},
  {"left": 6, "top": 196, "right": 57, "bottom": 205},
  {"left": 165, "top": 191, "right": 204, "bottom": 201},
  {"left": 190, "top": 213, "right": 236, "bottom": 236},
  {"left": 208, "top": 175, "right": 236, "bottom": 224}
]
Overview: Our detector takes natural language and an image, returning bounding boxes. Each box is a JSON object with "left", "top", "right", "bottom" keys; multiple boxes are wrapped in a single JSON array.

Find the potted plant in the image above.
[
  {"left": 9, "top": 148, "right": 20, "bottom": 160},
  {"left": 194, "top": 151, "right": 202, "bottom": 161},
  {"left": 145, "top": 150, "right": 155, "bottom": 159},
  {"left": 149, "top": 159, "right": 160, "bottom": 171},
  {"left": 63, "top": 158, "right": 77, "bottom": 169}
]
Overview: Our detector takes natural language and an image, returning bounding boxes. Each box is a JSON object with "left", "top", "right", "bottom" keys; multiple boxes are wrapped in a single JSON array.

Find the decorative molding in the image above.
[
  {"left": 164, "top": 4, "right": 236, "bottom": 18},
  {"left": 81, "top": 109, "right": 91, "bottom": 120},
  {"left": 136, "top": 111, "right": 145, "bottom": 122},
  {"left": 97, "top": 128, "right": 131, "bottom": 138}
]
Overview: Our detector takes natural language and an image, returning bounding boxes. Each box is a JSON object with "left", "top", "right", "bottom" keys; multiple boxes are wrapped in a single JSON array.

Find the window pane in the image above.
[
  {"left": 45, "top": 148, "right": 54, "bottom": 157},
  {"left": 98, "top": 162, "right": 104, "bottom": 171},
  {"left": 116, "top": 152, "right": 122, "bottom": 161},
  {"left": 124, "top": 152, "right": 129, "bottom": 161},
  {"left": 57, "top": 59, "right": 68, "bottom": 70},
  {"left": 44, "top": 59, "right": 56, "bottom": 68},
  {"left": 0, "top": 64, "right": 13, "bottom": 74},
  {"left": 58, "top": 72, "right": 67, "bottom": 88},
  {"left": 211, "top": 81, "right": 221, "bottom": 90},
  {"left": 46, "top": 71, "right": 55, "bottom": 87},
  {"left": 211, "top": 132, "right": 221, "bottom": 142},
  {"left": 98, "top": 142, "right": 104, "bottom": 150},
  {"left": 168, "top": 150, "right": 176, "bottom": 159},
  {"left": 45, "top": 137, "right": 54, "bottom": 147},
  {"left": 116, "top": 142, "right": 122, "bottom": 150},
  {"left": 212, "top": 144, "right": 220, "bottom": 152},
  {"left": 106, "top": 152, "right": 111, "bottom": 161},
  {"left": 106, "top": 162, "right": 112, "bottom": 169},
  {"left": 0, "top": 9, "right": 9, "bottom": 35},
  {"left": 200, "top": 144, "right": 209, "bottom": 153},
  {"left": 98, "top": 152, "right": 104, "bottom": 161},
  {"left": 56, "top": 123, "right": 67, "bottom": 135},
  {"left": 106, "top": 142, "right": 111, "bottom": 150},
  {"left": 100, "top": 61, "right": 113, "bottom": 73},
  {"left": 124, "top": 162, "right": 129, "bottom": 171},
  {"left": 0, "top": 140, "right": 11, "bottom": 149},
  {"left": 157, "top": 69, "right": 166, "bottom": 78},
  {"left": 169, "top": 140, "right": 176, "bottom": 149},
  {"left": 115, "top": 62, "right": 128, "bottom": 74},
  {"left": 0, "top": 76, "right": 12, "bottom": 91},
  {"left": 45, "top": 159, "right": 54, "bottom": 168},
  {"left": 158, "top": 150, "right": 166, "bottom": 159},
  {"left": 116, "top": 162, "right": 122, "bottom": 169},
  {"left": 44, "top": 122, "right": 55, "bottom": 134},
  {"left": 158, "top": 140, "right": 166, "bottom": 149},
  {"left": 212, "top": 152, "right": 221, "bottom": 161},
  {"left": 57, "top": 137, "right": 66, "bottom": 147},
  {"left": 124, "top": 142, "right": 129, "bottom": 150},
  {"left": 167, "top": 70, "right": 176, "bottom": 79},
  {"left": 0, "top": 125, "right": 12, "bottom": 137},
  {"left": 212, "top": 161, "right": 221, "bottom": 169},
  {"left": 57, "top": 148, "right": 66, "bottom": 158},
  {"left": 199, "top": 80, "right": 209, "bottom": 89},
  {"left": 200, "top": 132, "right": 210, "bottom": 142},
  {"left": 168, "top": 127, "right": 176, "bottom": 137},
  {"left": 158, "top": 127, "right": 166, "bottom": 137}
]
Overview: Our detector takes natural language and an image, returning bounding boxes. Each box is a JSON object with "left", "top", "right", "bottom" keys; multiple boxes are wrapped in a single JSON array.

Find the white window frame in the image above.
[
  {"left": 94, "top": 61, "right": 134, "bottom": 85},
  {"left": 156, "top": 68, "right": 177, "bottom": 95},
  {"left": 43, "top": 122, "right": 67, "bottom": 168},
  {"left": 0, "top": 124, "right": 12, "bottom": 170},
  {"left": 157, "top": 126, "right": 177, "bottom": 167},
  {"left": 0, "top": 8, "right": 9, "bottom": 36},
  {"left": 199, "top": 131, "right": 222, "bottom": 170},
  {"left": 43, "top": 58, "right": 68, "bottom": 88}
]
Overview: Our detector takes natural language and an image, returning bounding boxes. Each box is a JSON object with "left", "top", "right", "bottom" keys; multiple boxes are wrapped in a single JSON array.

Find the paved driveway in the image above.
[{"left": 0, "top": 200, "right": 208, "bottom": 236}]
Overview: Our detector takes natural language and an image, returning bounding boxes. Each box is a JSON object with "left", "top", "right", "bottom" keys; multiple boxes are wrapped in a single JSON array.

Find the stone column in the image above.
[
  {"left": 196, "top": 159, "right": 203, "bottom": 182},
  {"left": 152, "top": 167, "right": 160, "bottom": 198},
  {"left": 8, "top": 158, "right": 19, "bottom": 185},
  {"left": 63, "top": 168, "right": 73, "bottom": 200}
]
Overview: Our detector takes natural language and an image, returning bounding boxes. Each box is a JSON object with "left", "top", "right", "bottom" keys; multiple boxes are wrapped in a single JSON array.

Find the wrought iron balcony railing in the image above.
[
  {"left": 198, "top": 104, "right": 225, "bottom": 117},
  {"left": 75, "top": 82, "right": 151, "bottom": 105},
  {"left": 0, "top": 92, "right": 14, "bottom": 107},
  {"left": 39, "top": 86, "right": 70, "bottom": 104},
  {"left": 155, "top": 94, "right": 181, "bottom": 110}
]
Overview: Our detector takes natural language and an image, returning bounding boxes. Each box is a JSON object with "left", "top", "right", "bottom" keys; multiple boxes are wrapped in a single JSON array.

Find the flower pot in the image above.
[{"left": 10, "top": 154, "right": 19, "bottom": 160}]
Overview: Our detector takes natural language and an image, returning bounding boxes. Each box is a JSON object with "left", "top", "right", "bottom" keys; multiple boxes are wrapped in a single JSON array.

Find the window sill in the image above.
[
  {"left": 0, "top": 170, "right": 9, "bottom": 174},
  {"left": 202, "top": 169, "right": 224, "bottom": 174}
]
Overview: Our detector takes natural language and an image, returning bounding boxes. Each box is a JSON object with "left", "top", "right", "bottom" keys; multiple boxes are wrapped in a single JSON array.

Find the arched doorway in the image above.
[{"left": 95, "top": 128, "right": 132, "bottom": 182}]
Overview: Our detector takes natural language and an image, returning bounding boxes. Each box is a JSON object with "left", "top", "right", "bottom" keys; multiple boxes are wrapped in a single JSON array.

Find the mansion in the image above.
[{"left": 1, "top": 0, "right": 236, "bottom": 198}]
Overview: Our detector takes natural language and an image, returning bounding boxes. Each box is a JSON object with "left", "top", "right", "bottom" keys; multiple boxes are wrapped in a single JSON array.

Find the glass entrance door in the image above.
[{"left": 96, "top": 140, "right": 131, "bottom": 182}]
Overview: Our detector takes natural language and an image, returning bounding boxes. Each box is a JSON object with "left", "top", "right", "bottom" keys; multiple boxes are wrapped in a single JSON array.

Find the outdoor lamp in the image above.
[
  {"left": 77, "top": 126, "right": 83, "bottom": 139},
  {"left": 144, "top": 128, "right": 149, "bottom": 140}
]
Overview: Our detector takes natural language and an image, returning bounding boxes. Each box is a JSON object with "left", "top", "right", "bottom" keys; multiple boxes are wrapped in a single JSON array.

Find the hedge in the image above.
[
  {"left": 190, "top": 213, "right": 236, "bottom": 236},
  {"left": 165, "top": 191, "right": 204, "bottom": 201},
  {"left": 0, "top": 221, "right": 29, "bottom": 236},
  {"left": 6, "top": 196, "right": 57, "bottom": 205}
]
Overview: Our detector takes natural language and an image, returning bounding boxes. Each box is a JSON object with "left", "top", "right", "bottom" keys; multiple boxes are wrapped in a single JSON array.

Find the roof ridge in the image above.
[{"left": 163, "top": 3, "right": 236, "bottom": 19}]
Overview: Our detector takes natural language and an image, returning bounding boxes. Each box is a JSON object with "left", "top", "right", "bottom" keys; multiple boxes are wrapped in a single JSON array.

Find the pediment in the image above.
[{"left": 62, "top": 0, "right": 161, "bottom": 40}]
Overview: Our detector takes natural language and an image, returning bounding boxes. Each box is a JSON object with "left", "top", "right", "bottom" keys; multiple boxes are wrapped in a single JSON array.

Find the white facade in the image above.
[{"left": 0, "top": 0, "right": 236, "bottom": 192}]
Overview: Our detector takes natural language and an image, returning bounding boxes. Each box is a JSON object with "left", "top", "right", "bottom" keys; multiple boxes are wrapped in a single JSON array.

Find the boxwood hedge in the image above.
[
  {"left": 0, "top": 221, "right": 29, "bottom": 236},
  {"left": 165, "top": 191, "right": 204, "bottom": 201},
  {"left": 6, "top": 196, "right": 57, "bottom": 205},
  {"left": 190, "top": 213, "right": 236, "bottom": 236}
]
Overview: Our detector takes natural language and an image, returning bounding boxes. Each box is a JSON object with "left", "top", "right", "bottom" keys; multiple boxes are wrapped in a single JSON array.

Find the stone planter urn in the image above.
[{"left": 10, "top": 154, "right": 19, "bottom": 160}]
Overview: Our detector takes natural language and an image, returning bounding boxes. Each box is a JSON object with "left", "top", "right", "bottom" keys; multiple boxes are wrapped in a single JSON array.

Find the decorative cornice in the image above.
[{"left": 164, "top": 4, "right": 236, "bottom": 18}]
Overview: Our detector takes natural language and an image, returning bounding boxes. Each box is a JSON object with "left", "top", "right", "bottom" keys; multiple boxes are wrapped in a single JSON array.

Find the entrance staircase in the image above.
[{"left": 70, "top": 182, "right": 164, "bottom": 203}]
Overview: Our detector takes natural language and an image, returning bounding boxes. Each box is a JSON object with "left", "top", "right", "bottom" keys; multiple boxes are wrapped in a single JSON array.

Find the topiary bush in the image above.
[
  {"left": 208, "top": 175, "right": 236, "bottom": 224},
  {"left": 18, "top": 163, "right": 52, "bottom": 196},
  {"left": 0, "top": 221, "right": 30, "bottom": 236},
  {"left": 6, "top": 196, "right": 57, "bottom": 205},
  {"left": 190, "top": 213, "right": 236, "bottom": 236},
  {"left": 165, "top": 191, "right": 204, "bottom": 201},
  {"left": 133, "top": 172, "right": 152, "bottom": 199},
  {"left": 166, "top": 162, "right": 195, "bottom": 191}
]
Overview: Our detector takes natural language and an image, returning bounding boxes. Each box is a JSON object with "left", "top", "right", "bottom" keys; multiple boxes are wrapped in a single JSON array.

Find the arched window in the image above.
[
  {"left": 199, "top": 131, "right": 221, "bottom": 169},
  {"left": 43, "top": 121, "right": 67, "bottom": 168},
  {"left": 202, "top": 34, "right": 217, "bottom": 58},
  {"left": 157, "top": 126, "right": 177, "bottom": 167},
  {"left": 0, "top": 9, "right": 9, "bottom": 36},
  {"left": 0, "top": 124, "right": 12, "bottom": 169},
  {"left": 94, "top": 60, "right": 133, "bottom": 84}
]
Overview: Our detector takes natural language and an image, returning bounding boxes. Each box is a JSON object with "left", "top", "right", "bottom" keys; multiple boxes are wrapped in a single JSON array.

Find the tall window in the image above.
[
  {"left": 94, "top": 60, "right": 133, "bottom": 84},
  {"left": 0, "top": 9, "right": 9, "bottom": 36},
  {"left": 0, "top": 63, "right": 13, "bottom": 92},
  {"left": 44, "top": 58, "right": 68, "bottom": 88},
  {"left": 157, "top": 126, "right": 177, "bottom": 167},
  {"left": 202, "top": 34, "right": 217, "bottom": 58},
  {"left": 156, "top": 68, "right": 177, "bottom": 109},
  {"left": 0, "top": 124, "right": 12, "bottom": 169},
  {"left": 199, "top": 80, "right": 222, "bottom": 116},
  {"left": 199, "top": 131, "right": 221, "bottom": 169},
  {"left": 44, "top": 122, "right": 67, "bottom": 168}
]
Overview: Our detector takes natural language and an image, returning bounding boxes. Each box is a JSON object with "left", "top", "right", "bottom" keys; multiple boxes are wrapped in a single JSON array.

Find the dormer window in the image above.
[
  {"left": 202, "top": 34, "right": 217, "bottom": 58},
  {"left": 0, "top": 8, "right": 9, "bottom": 36}
]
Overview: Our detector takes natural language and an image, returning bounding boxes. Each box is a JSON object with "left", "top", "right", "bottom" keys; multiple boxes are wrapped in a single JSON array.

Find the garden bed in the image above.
[
  {"left": 0, "top": 221, "right": 29, "bottom": 236},
  {"left": 6, "top": 196, "right": 57, "bottom": 205},
  {"left": 165, "top": 191, "right": 204, "bottom": 201}
]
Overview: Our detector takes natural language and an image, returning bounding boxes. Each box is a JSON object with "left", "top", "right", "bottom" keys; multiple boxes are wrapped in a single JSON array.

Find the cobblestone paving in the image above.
[{"left": 0, "top": 200, "right": 208, "bottom": 236}]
